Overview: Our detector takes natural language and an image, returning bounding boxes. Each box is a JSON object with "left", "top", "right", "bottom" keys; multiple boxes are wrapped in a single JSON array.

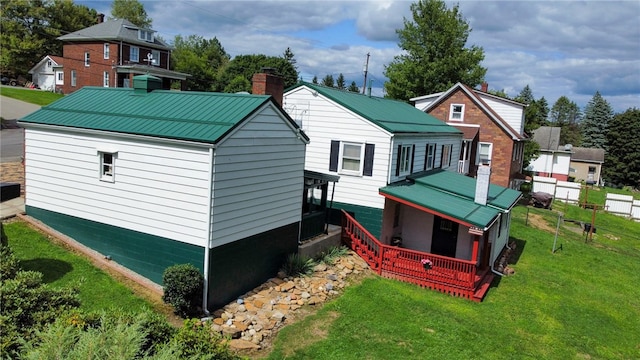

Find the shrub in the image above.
[
  {"left": 153, "top": 318, "right": 241, "bottom": 360},
  {"left": 281, "top": 253, "right": 315, "bottom": 277},
  {"left": 314, "top": 246, "right": 349, "bottom": 265},
  {"left": 162, "top": 264, "right": 203, "bottom": 318}
]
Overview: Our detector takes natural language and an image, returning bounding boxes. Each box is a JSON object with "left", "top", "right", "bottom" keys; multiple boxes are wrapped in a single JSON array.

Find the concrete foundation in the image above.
[{"left": 298, "top": 224, "right": 342, "bottom": 258}]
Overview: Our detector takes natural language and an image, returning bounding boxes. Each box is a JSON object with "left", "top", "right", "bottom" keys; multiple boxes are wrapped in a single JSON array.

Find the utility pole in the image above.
[{"left": 362, "top": 53, "right": 370, "bottom": 94}]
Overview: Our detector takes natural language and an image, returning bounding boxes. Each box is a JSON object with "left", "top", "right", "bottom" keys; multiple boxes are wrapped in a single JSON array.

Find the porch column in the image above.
[{"left": 471, "top": 234, "right": 480, "bottom": 264}]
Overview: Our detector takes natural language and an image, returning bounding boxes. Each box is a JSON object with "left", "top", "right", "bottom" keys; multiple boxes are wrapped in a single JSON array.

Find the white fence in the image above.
[
  {"left": 605, "top": 194, "right": 640, "bottom": 221},
  {"left": 532, "top": 176, "right": 581, "bottom": 203}
]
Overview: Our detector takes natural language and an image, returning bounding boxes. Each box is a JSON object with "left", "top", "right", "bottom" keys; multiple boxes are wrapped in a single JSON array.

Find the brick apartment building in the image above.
[
  {"left": 53, "top": 14, "right": 188, "bottom": 94},
  {"left": 412, "top": 83, "right": 527, "bottom": 189}
]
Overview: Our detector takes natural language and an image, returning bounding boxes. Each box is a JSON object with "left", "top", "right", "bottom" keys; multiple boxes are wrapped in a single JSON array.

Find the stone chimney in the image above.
[
  {"left": 97, "top": 13, "right": 105, "bottom": 24},
  {"left": 474, "top": 165, "right": 491, "bottom": 206},
  {"left": 252, "top": 68, "right": 284, "bottom": 107},
  {"left": 481, "top": 82, "right": 488, "bottom": 92}
]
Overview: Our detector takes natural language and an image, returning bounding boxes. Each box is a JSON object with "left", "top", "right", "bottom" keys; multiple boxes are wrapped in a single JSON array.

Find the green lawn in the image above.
[
  {"left": 3, "top": 221, "right": 153, "bottom": 313},
  {"left": 0, "top": 86, "right": 63, "bottom": 106},
  {"left": 267, "top": 205, "right": 640, "bottom": 359}
]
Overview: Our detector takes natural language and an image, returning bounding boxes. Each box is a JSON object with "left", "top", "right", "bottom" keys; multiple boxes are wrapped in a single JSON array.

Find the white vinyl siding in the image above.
[
  {"left": 284, "top": 87, "right": 391, "bottom": 210},
  {"left": 390, "top": 136, "right": 460, "bottom": 183},
  {"left": 24, "top": 129, "right": 211, "bottom": 247},
  {"left": 478, "top": 94, "right": 525, "bottom": 136},
  {"left": 211, "top": 105, "right": 305, "bottom": 246}
]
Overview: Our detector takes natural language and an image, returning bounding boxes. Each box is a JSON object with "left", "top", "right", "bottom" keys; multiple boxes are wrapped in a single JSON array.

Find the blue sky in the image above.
[{"left": 79, "top": 0, "right": 640, "bottom": 113}]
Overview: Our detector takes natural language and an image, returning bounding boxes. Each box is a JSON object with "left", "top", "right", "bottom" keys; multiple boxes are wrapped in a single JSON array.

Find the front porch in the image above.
[{"left": 342, "top": 210, "right": 494, "bottom": 301}]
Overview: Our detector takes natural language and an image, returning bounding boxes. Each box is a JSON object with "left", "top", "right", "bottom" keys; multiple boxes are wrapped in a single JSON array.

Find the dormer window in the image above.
[
  {"left": 449, "top": 104, "right": 465, "bottom": 121},
  {"left": 138, "top": 29, "right": 154, "bottom": 42}
]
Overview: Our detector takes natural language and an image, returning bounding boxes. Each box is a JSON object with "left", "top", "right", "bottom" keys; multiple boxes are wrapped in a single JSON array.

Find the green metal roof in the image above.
[
  {"left": 288, "top": 82, "right": 460, "bottom": 135},
  {"left": 380, "top": 169, "right": 521, "bottom": 229},
  {"left": 20, "top": 86, "right": 281, "bottom": 144}
]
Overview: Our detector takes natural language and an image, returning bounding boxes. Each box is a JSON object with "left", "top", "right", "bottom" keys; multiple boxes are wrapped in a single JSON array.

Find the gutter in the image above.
[{"left": 202, "top": 146, "right": 215, "bottom": 315}]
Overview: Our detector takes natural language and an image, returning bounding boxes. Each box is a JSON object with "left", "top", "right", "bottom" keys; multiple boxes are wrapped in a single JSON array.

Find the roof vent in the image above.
[{"left": 133, "top": 74, "right": 161, "bottom": 94}]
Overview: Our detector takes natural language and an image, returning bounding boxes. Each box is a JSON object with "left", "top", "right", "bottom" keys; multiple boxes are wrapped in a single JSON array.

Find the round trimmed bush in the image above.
[{"left": 162, "top": 264, "right": 203, "bottom": 318}]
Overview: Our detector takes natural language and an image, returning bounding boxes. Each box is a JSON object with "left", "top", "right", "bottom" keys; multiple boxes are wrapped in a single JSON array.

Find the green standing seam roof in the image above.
[
  {"left": 20, "top": 87, "right": 280, "bottom": 144},
  {"left": 380, "top": 170, "right": 522, "bottom": 229},
  {"left": 288, "top": 82, "right": 461, "bottom": 135}
]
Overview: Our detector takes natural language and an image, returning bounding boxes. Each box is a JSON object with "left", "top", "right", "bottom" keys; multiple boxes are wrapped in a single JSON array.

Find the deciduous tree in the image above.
[
  {"left": 110, "top": 0, "right": 152, "bottom": 28},
  {"left": 581, "top": 91, "right": 613, "bottom": 149},
  {"left": 218, "top": 53, "right": 299, "bottom": 93},
  {"left": 384, "top": 0, "right": 486, "bottom": 101},
  {"left": 171, "top": 35, "right": 230, "bottom": 92}
]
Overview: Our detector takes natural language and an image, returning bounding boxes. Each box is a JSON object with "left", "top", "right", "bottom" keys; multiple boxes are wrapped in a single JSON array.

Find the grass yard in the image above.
[
  {"left": 0, "top": 86, "right": 63, "bottom": 106},
  {"left": 3, "top": 220, "right": 155, "bottom": 313},
  {"left": 266, "top": 205, "right": 640, "bottom": 360}
]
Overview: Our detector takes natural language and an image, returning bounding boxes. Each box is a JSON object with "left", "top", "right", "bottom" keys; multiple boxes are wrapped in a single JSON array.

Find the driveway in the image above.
[{"left": 1, "top": 96, "right": 40, "bottom": 163}]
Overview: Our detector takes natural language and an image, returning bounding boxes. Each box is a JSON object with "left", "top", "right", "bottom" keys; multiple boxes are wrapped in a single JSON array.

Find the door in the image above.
[{"left": 431, "top": 217, "right": 458, "bottom": 258}]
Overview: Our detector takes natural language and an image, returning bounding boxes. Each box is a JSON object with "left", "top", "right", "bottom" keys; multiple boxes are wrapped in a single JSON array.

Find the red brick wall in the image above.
[{"left": 428, "top": 89, "right": 517, "bottom": 187}]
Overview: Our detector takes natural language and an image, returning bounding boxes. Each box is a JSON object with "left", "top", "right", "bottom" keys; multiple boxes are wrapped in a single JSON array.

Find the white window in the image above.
[
  {"left": 130, "top": 46, "right": 139, "bottom": 62},
  {"left": 449, "top": 104, "right": 465, "bottom": 121},
  {"left": 478, "top": 142, "right": 493, "bottom": 165},
  {"left": 47, "top": 60, "right": 52, "bottom": 67},
  {"left": 398, "top": 145, "right": 412, "bottom": 176},
  {"left": 71, "top": 70, "right": 76, "bottom": 87},
  {"left": 441, "top": 144, "right": 452, "bottom": 168},
  {"left": 138, "top": 29, "right": 154, "bottom": 42},
  {"left": 104, "top": 43, "right": 110, "bottom": 59},
  {"left": 99, "top": 152, "right": 116, "bottom": 182},
  {"left": 55, "top": 71, "right": 64, "bottom": 85},
  {"left": 151, "top": 50, "right": 160, "bottom": 66},
  {"left": 103, "top": 71, "right": 109, "bottom": 87},
  {"left": 84, "top": 52, "right": 90, "bottom": 66},
  {"left": 340, "top": 142, "right": 363, "bottom": 174},
  {"left": 425, "top": 143, "right": 435, "bottom": 170}
]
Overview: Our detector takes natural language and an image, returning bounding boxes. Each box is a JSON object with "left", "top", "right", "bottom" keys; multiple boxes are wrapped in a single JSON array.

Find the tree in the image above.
[
  {"left": 1, "top": 0, "right": 97, "bottom": 77},
  {"left": 336, "top": 73, "right": 346, "bottom": 90},
  {"left": 604, "top": 108, "right": 640, "bottom": 189},
  {"left": 515, "top": 85, "right": 550, "bottom": 169},
  {"left": 312, "top": 76, "right": 318, "bottom": 84},
  {"left": 110, "top": 0, "right": 151, "bottom": 28},
  {"left": 218, "top": 53, "right": 299, "bottom": 93},
  {"left": 581, "top": 91, "right": 613, "bottom": 149},
  {"left": 321, "top": 74, "right": 335, "bottom": 88},
  {"left": 171, "top": 35, "right": 230, "bottom": 92},
  {"left": 549, "top": 96, "right": 582, "bottom": 146},
  {"left": 384, "top": 0, "right": 486, "bottom": 101},
  {"left": 348, "top": 81, "right": 360, "bottom": 92}
]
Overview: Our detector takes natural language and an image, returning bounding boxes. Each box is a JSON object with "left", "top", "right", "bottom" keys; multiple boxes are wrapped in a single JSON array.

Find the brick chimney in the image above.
[
  {"left": 481, "top": 82, "right": 488, "bottom": 92},
  {"left": 97, "top": 13, "right": 105, "bottom": 24},
  {"left": 252, "top": 68, "right": 284, "bottom": 107}
]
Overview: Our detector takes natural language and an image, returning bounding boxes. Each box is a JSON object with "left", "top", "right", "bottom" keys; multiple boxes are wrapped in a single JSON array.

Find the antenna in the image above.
[{"left": 362, "top": 52, "right": 370, "bottom": 94}]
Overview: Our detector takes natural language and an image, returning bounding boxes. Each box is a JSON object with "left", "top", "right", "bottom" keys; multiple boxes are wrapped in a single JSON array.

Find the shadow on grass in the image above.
[
  {"left": 20, "top": 258, "right": 73, "bottom": 283},
  {"left": 508, "top": 237, "right": 526, "bottom": 265}
]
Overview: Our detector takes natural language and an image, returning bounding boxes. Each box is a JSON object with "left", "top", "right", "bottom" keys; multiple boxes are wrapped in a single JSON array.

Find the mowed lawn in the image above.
[
  {"left": 267, "top": 204, "right": 640, "bottom": 360},
  {"left": 0, "top": 86, "right": 63, "bottom": 106}
]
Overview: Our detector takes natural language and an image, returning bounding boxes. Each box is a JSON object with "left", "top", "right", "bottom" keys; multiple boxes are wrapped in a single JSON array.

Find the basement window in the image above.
[{"left": 99, "top": 151, "right": 117, "bottom": 182}]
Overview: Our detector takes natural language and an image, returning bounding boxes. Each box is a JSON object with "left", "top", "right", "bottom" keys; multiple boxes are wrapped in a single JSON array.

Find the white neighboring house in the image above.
[
  {"left": 19, "top": 73, "right": 309, "bottom": 310},
  {"left": 529, "top": 126, "right": 573, "bottom": 181},
  {"left": 284, "top": 82, "right": 463, "bottom": 239},
  {"left": 28, "top": 55, "right": 64, "bottom": 91}
]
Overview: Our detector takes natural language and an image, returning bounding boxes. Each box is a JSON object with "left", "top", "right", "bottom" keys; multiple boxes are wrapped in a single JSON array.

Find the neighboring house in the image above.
[
  {"left": 570, "top": 147, "right": 605, "bottom": 185},
  {"left": 28, "top": 55, "right": 64, "bottom": 91},
  {"left": 54, "top": 14, "right": 189, "bottom": 94},
  {"left": 529, "top": 126, "right": 572, "bottom": 181},
  {"left": 412, "top": 82, "right": 527, "bottom": 189},
  {"left": 19, "top": 73, "right": 308, "bottom": 310},
  {"left": 284, "top": 82, "right": 463, "bottom": 238}
]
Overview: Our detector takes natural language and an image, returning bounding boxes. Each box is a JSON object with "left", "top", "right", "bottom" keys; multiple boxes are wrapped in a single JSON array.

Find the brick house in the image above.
[
  {"left": 53, "top": 14, "right": 188, "bottom": 94},
  {"left": 412, "top": 83, "right": 527, "bottom": 189}
]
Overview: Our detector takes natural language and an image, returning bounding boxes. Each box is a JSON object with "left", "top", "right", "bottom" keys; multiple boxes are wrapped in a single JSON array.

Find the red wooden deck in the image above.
[{"left": 341, "top": 210, "right": 494, "bottom": 302}]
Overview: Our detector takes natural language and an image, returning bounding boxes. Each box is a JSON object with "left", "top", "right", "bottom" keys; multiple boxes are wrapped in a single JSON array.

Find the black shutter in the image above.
[
  {"left": 329, "top": 140, "right": 340, "bottom": 172},
  {"left": 424, "top": 144, "right": 429, "bottom": 171},
  {"left": 363, "top": 144, "right": 375, "bottom": 176},
  {"left": 395, "top": 144, "right": 401, "bottom": 176},
  {"left": 440, "top": 145, "right": 444, "bottom": 168},
  {"left": 410, "top": 144, "right": 416, "bottom": 174}
]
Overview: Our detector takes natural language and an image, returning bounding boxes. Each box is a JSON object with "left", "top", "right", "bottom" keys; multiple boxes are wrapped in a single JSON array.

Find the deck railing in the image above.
[{"left": 341, "top": 210, "right": 478, "bottom": 298}]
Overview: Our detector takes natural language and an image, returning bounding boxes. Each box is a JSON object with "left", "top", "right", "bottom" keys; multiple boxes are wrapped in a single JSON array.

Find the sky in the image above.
[{"left": 79, "top": 0, "right": 640, "bottom": 113}]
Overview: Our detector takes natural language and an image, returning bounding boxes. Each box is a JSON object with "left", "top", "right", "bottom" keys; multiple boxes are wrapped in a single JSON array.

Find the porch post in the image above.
[{"left": 471, "top": 234, "right": 480, "bottom": 264}]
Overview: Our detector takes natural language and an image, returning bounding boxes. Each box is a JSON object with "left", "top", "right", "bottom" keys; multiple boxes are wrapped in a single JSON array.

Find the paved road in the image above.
[{"left": 1, "top": 96, "right": 40, "bottom": 163}]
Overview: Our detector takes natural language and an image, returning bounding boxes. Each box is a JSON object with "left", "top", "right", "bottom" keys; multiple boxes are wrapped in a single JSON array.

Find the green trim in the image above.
[
  {"left": 327, "top": 202, "right": 383, "bottom": 239},
  {"left": 26, "top": 206, "right": 203, "bottom": 285}
]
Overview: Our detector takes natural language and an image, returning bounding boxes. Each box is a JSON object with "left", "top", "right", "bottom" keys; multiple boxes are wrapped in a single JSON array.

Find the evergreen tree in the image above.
[
  {"left": 322, "top": 74, "right": 335, "bottom": 88},
  {"left": 336, "top": 73, "right": 346, "bottom": 90},
  {"left": 604, "top": 108, "right": 640, "bottom": 188},
  {"left": 549, "top": 96, "right": 582, "bottom": 146},
  {"left": 384, "top": 0, "right": 486, "bottom": 101},
  {"left": 348, "top": 81, "right": 360, "bottom": 92},
  {"left": 312, "top": 76, "right": 318, "bottom": 84},
  {"left": 110, "top": 0, "right": 152, "bottom": 28},
  {"left": 581, "top": 91, "right": 613, "bottom": 149},
  {"left": 218, "top": 53, "right": 298, "bottom": 92},
  {"left": 515, "top": 85, "right": 549, "bottom": 169}
]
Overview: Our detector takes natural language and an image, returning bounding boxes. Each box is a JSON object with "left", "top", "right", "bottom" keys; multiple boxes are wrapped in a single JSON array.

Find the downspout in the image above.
[{"left": 202, "top": 146, "right": 215, "bottom": 315}]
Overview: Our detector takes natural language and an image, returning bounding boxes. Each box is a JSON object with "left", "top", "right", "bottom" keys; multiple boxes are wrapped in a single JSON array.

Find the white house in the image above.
[
  {"left": 28, "top": 55, "right": 64, "bottom": 91},
  {"left": 19, "top": 73, "right": 309, "bottom": 310},
  {"left": 529, "top": 126, "right": 572, "bottom": 181}
]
